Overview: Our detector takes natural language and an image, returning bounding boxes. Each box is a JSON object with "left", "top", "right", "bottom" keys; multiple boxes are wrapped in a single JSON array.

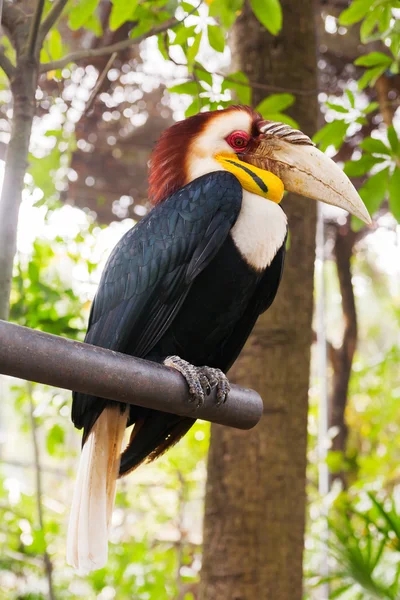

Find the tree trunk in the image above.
[
  {"left": 199, "top": 2, "right": 318, "bottom": 599},
  {"left": 0, "top": 60, "right": 37, "bottom": 320}
]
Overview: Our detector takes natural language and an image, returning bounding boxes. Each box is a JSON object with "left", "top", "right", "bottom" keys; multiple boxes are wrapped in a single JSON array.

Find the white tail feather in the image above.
[{"left": 67, "top": 405, "right": 128, "bottom": 574}]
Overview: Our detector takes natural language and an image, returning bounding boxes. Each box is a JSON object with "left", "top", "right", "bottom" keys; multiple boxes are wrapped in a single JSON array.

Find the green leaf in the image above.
[
  {"left": 85, "top": 14, "right": 103, "bottom": 37},
  {"left": 346, "top": 89, "right": 355, "bottom": 109},
  {"left": 48, "top": 29, "right": 63, "bottom": 60},
  {"left": 209, "top": 0, "right": 244, "bottom": 29},
  {"left": 222, "top": 71, "right": 251, "bottom": 105},
  {"left": 110, "top": 0, "right": 139, "bottom": 31},
  {"left": 363, "top": 101, "right": 379, "bottom": 115},
  {"left": 388, "top": 126, "right": 399, "bottom": 155},
  {"left": 354, "top": 52, "right": 392, "bottom": 67},
  {"left": 313, "top": 120, "right": 348, "bottom": 152},
  {"left": 344, "top": 154, "right": 385, "bottom": 177},
  {"left": 339, "top": 0, "right": 375, "bottom": 26},
  {"left": 172, "top": 25, "right": 196, "bottom": 46},
  {"left": 157, "top": 34, "right": 169, "bottom": 60},
  {"left": 358, "top": 65, "right": 387, "bottom": 90},
  {"left": 195, "top": 65, "right": 212, "bottom": 87},
  {"left": 264, "top": 112, "right": 299, "bottom": 129},
  {"left": 69, "top": 0, "right": 100, "bottom": 30},
  {"left": 180, "top": 1, "right": 200, "bottom": 15},
  {"left": 46, "top": 424, "right": 65, "bottom": 456},
  {"left": 359, "top": 167, "right": 389, "bottom": 216},
  {"left": 168, "top": 81, "right": 199, "bottom": 95},
  {"left": 185, "top": 96, "right": 201, "bottom": 117},
  {"left": 207, "top": 25, "right": 225, "bottom": 52},
  {"left": 250, "top": 0, "right": 282, "bottom": 35},
  {"left": 256, "top": 93, "right": 295, "bottom": 115},
  {"left": 389, "top": 167, "right": 400, "bottom": 222},
  {"left": 360, "top": 7, "right": 380, "bottom": 42},
  {"left": 360, "top": 137, "right": 391, "bottom": 155},
  {"left": 379, "top": 5, "right": 391, "bottom": 33},
  {"left": 326, "top": 102, "right": 349, "bottom": 114},
  {"left": 187, "top": 31, "right": 202, "bottom": 66}
]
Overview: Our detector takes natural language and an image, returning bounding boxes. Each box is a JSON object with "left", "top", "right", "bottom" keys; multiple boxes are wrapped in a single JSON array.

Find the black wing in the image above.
[
  {"left": 211, "top": 239, "right": 286, "bottom": 373},
  {"left": 72, "top": 172, "right": 243, "bottom": 435}
]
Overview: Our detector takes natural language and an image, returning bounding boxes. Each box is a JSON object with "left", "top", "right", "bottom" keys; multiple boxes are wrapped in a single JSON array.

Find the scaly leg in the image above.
[{"left": 163, "top": 356, "right": 231, "bottom": 408}]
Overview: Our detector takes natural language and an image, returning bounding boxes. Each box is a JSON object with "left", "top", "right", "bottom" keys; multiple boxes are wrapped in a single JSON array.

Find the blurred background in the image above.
[{"left": 0, "top": 0, "right": 399, "bottom": 598}]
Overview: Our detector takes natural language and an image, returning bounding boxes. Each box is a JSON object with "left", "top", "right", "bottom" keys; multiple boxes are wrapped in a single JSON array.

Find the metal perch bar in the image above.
[{"left": 0, "top": 320, "right": 263, "bottom": 430}]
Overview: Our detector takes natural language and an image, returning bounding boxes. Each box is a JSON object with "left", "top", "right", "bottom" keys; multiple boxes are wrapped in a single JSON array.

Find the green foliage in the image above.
[
  {"left": 69, "top": 0, "right": 101, "bottom": 31},
  {"left": 250, "top": 0, "right": 282, "bottom": 35},
  {"left": 312, "top": 0, "right": 400, "bottom": 227},
  {"left": 313, "top": 494, "right": 400, "bottom": 599}
]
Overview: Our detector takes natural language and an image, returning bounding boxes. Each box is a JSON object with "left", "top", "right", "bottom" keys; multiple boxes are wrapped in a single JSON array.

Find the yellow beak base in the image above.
[{"left": 215, "top": 152, "right": 284, "bottom": 204}]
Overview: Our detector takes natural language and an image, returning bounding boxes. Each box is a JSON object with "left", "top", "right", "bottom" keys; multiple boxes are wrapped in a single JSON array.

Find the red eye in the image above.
[{"left": 226, "top": 130, "right": 250, "bottom": 151}]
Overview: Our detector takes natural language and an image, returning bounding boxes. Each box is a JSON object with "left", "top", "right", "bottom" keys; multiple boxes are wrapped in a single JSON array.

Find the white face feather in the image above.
[
  {"left": 186, "top": 109, "right": 287, "bottom": 271},
  {"left": 186, "top": 110, "right": 253, "bottom": 183}
]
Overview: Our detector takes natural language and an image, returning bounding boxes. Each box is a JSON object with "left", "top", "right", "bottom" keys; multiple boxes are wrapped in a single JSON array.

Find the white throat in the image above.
[{"left": 230, "top": 190, "right": 287, "bottom": 271}]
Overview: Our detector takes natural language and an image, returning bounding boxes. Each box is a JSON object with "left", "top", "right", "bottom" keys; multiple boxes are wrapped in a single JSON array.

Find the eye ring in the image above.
[{"left": 226, "top": 130, "right": 250, "bottom": 151}]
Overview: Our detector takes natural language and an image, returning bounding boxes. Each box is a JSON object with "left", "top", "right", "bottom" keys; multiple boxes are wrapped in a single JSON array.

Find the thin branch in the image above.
[
  {"left": 1, "top": 1, "right": 27, "bottom": 38},
  {"left": 0, "top": 48, "right": 15, "bottom": 78},
  {"left": 38, "top": 0, "right": 68, "bottom": 45},
  {"left": 26, "top": 0, "right": 45, "bottom": 58},
  {"left": 28, "top": 383, "right": 56, "bottom": 600},
  {"left": 40, "top": 3, "right": 201, "bottom": 73},
  {"left": 84, "top": 51, "right": 118, "bottom": 116}
]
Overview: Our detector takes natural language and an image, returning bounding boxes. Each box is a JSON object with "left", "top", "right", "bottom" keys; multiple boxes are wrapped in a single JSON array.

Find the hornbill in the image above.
[{"left": 67, "top": 105, "right": 370, "bottom": 573}]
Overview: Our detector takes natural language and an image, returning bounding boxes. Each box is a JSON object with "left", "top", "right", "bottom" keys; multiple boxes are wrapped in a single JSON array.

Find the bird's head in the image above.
[{"left": 149, "top": 105, "right": 371, "bottom": 224}]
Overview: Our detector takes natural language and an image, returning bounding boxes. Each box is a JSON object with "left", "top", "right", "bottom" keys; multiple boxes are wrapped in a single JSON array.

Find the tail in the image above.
[
  {"left": 67, "top": 405, "right": 128, "bottom": 574},
  {"left": 119, "top": 410, "right": 195, "bottom": 477}
]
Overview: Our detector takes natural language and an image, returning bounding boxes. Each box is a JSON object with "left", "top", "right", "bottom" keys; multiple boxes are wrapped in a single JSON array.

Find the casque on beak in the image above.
[{"left": 240, "top": 121, "right": 372, "bottom": 225}]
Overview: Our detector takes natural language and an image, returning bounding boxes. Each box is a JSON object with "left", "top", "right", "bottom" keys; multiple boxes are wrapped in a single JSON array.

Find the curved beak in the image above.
[{"left": 241, "top": 122, "right": 371, "bottom": 225}]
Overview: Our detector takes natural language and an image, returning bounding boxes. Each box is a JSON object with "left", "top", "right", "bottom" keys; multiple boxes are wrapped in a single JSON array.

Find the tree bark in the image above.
[
  {"left": 0, "top": 59, "right": 37, "bottom": 320},
  {"left": 199, "top": 2, "right": 318, "bottom": 599},
  {"left": 328, "top": 221, "right": 357, "bottom": 486}
]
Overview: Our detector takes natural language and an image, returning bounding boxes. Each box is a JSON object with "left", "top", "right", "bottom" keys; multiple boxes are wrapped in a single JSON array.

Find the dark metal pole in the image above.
[{"left": 0, "top": 320, "right": 263, "bottom": 430}]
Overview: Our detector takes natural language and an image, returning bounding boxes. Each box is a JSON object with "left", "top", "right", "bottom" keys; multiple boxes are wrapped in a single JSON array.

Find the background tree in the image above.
[{"left": 200, "top": 1, "right": 318, "bottom": 598}]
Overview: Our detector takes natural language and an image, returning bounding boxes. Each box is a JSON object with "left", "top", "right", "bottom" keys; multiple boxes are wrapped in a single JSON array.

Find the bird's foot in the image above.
[{"left": 163, "top": 356, "right": 230, "bottom": 408}]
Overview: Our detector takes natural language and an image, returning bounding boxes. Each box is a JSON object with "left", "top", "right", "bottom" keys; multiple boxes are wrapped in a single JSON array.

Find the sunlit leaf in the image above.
[
  {"left": 360, "top": 137, "right": 391, "bottom": 155},
  {"left": 110, "top": 0, "right": 139, "bottom": 31},
  {"left": 358, "top": 65, "right": 387, "bottom": 90},
  {"left": 346, "top": 89, "right": 355, "bottom": 109},
  {"left": 187, "top": 31, "right": 202, "bottom": 66},
  {"left": 209, "top": 0, "right": 244, "bottom": 28},
  {"left": 185, "top": 96, "right": 201, "bottom": 117},
  {"left": 69, "top": 0, "right": 100, "bottom": 30},
  {"left": 354, "top": 52, "right": 392, "bottom": 67},
  {"left": 389, "top": 167, "right": 400, "bottom": 222},
  {"left": 221, "top": 71, "right": 251, "bottom": 105},
  {"left": 264, "top": 112, "right": 299, "bottom": 129},
  {"left": 344, "top": 154, "right": 385, "bottom": 177},
  {"left": 256, "top": 93, "right": 295, "bottom": 115},
  {"left": 339, "top": 0, "right": 375, "bottom": 26},
  {"left": 387, "top": 126, "right": 399, "bottom": 155},
  {"left": 168, "top": 81, "right": 199, "bottom": 95},
  {"left": 358, "top": 167, "right": 389, "bottom": 216},
  {"left": 326, "top": 102, "right": 349, "bottom": 114},
  {"left": 313, "top": 120, "right": 348, "bottom": 152},
  {"left": 250, "top": 0, "right": 282, "bottom": 35},
  {"left": 207, "top": 25, "right": 225, "bottom": 52},
  {"left": 46, "top": 424, "right": 65, "bottom": 456},
  {"left": 48, "top": 30, "right": 63, "bottom": 60}
]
